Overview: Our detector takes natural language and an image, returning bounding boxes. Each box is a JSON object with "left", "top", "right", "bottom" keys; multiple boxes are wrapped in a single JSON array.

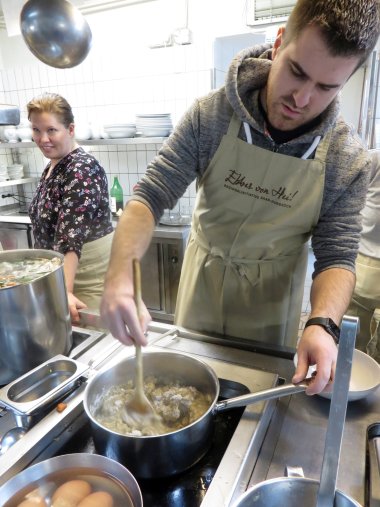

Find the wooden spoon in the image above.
[{"left": 122, "top": 258, "right": 162, "bottom": 430}]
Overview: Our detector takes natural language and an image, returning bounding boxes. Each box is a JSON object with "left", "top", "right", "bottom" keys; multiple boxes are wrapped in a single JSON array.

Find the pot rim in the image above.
[
  {"left": 0, "top": 249, "right": 64, "bottom": 291},
  {"left": 83, "top": 350, "right": 220, "bottom": 439},
  {"left": 0, "top": 452, "right": 143, "bottom": 506}
]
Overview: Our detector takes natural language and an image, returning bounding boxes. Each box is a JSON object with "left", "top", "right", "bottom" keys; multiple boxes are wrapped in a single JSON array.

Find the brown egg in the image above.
[
  {"left": 51, "top": 480, "right": 92, "bottom": 507},
  {"left": 17, "top": 498, "right": 47, "bottom": 507},
  {"left": 77, "top": 491, "right": 114, "bottom": 507}
]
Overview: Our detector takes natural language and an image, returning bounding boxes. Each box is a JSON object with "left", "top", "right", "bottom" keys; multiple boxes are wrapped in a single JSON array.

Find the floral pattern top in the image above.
[{"left": 29, "top": 147, "right": 113, "bottom": 259}]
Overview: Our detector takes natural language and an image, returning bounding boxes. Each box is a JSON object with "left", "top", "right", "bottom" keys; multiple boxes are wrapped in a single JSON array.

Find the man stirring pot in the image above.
[{"left": 101, "top": 0, "right": 380, "bottom": 395}]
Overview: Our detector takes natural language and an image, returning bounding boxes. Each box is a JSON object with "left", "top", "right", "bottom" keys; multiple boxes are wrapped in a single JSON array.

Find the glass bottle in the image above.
[{"left": 110, "top": 176, "right": 124, "bottom": 217}]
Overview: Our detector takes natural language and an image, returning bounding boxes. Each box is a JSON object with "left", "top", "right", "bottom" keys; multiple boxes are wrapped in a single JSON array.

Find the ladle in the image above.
[
  {"left": 122, "top": 259, "right": 162, "bottom": 430},
  {"left": 20, "top": 0, "right": 92, "bottom": 69}
]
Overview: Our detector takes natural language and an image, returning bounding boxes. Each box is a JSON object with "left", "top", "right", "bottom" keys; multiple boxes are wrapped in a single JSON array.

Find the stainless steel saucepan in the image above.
[{"left": 83, "top": 350, "right": 311, "bottom": 479}]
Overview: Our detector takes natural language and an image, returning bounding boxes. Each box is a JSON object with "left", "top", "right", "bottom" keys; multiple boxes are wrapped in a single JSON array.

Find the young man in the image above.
[{"left": 101, "top": 0, "right": 380, "bottom": 395}]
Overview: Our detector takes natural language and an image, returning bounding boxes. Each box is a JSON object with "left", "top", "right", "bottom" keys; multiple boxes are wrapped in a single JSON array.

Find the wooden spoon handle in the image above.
[{"left": 132, "top": 258, "right": 144, "bottom": 394}]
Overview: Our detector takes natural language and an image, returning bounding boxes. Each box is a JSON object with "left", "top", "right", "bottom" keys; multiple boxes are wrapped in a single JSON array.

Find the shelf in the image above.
[
  {"left": 0, "top": 177, "right": 38, "bottom": 188},
  {"left": 0, "top": 137, "right": 168, "bottom": 149}
]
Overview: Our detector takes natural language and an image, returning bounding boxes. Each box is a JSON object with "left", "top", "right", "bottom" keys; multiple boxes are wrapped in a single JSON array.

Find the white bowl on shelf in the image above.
[
  {"left": 4, "top": 127, "right": 18, "bottom": 143},
  {"left": 103, "top": 126, "right": 136, "bottom": 139}
]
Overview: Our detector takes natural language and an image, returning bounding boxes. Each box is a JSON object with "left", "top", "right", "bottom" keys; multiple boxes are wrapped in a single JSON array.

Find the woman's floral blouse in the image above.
[{"left": 29, "top": 147, "right": 114, "bottom": 259}]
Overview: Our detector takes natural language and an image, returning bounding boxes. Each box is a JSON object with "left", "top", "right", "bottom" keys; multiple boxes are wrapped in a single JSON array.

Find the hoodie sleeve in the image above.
[{"left": 311, "top": 123, "right": 372, "bottom": 276}]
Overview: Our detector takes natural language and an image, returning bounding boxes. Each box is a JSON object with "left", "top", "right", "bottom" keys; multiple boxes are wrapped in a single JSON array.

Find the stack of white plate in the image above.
[
  {"left": 0, "top": 164, "right": 8, "bottom": 182},
  {"left": 103, "top": 123, "right": 136, "bottom": 139},
  {"left": 136, "top": 113, "right": 172, "bottom": 137},
  {"left": 7, "top": 164, "right": 24, "bottom": 180}
]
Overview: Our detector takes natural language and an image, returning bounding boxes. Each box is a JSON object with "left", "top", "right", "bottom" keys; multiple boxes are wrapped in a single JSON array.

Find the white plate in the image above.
[{"left": 293, "top": 349, "right": 380, "bottom": 401}]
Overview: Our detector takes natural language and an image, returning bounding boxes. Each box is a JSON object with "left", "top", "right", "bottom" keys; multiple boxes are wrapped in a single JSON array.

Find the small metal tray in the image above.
[{"left": 0, "top": 355, "right": 89, "bottom": 416}]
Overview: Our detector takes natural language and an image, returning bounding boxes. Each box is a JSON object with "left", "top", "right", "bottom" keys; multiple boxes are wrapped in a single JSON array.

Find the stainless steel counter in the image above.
[{"left": 0, "top": 321, "right": 377, "bottom": 506}]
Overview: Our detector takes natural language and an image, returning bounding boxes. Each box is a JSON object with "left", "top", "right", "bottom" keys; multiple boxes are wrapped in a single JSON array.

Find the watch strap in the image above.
[{"left": 304, "top": 317, "right": 340, "bottom": 344}]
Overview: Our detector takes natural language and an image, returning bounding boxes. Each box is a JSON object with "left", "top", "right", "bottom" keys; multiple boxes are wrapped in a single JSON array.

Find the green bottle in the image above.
[{"left": 110, "top": 176, "right": 124, "bottom": 217}]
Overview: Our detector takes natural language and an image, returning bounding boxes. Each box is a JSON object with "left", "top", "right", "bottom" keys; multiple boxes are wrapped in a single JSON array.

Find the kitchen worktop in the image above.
[{"left": 0, "top": 321, "right": 377, "bottom": 505}]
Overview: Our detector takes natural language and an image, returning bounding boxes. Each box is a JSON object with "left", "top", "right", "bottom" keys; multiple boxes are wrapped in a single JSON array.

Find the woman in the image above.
[{"left": 27, "top": 93, "right": 114, "bottom": 323}]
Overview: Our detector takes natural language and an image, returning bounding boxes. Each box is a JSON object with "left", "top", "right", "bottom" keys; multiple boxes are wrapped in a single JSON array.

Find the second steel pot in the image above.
[
  {"left": 84, "top": 350, "right": 309, "bottom": 478},
  {"left": 0, "top": 249, "right": 72, "bottom": 384}
]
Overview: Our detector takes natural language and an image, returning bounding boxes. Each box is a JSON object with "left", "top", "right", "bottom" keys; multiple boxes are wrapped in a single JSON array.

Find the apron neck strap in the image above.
[
  {"left": 228, "top": 113, "right": 332, "bottom": 161},
  {"left": 227, "top": 113, "right": 243, "bottom": 138}
]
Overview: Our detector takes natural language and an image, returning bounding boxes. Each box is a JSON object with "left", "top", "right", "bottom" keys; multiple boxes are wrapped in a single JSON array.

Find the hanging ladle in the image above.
[
  {"left": 20, "top": 0, "right": 92, "bottom": 69},
  {"left": 122, "top": 259, "right": 163, "bottom": 430}
]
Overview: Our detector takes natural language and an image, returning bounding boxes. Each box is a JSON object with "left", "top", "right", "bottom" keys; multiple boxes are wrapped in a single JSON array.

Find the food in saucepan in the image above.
[
  {"left": 94, "top": 376, "right": 212, "bottom": 436},
  {"left": 0, "top": 257, "right": 62, "bottom": 288}
]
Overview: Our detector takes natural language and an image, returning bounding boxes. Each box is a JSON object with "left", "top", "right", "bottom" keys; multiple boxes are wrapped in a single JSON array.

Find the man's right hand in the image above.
[{"left": 100, "top": 277, "right": 151, "bottom": 347}]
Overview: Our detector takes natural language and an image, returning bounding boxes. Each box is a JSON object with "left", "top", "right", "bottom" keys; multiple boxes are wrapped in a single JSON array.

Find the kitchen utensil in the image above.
[
  {"left": 0, "top": 453, "right": 143, "bottom": 506},
  {"left": 293, "top": 347, "right": 380, "bottom": 401},
  {"left": 367, "top": 423, "right": 380, "bottom": 506},
  {"left": 316, "top": 315, "right": 357, "bottom": 506},
  {"left": 20, "top": 0, "right": 92, "bottom": 69},
  {"left": 122, "top": 259, "right": 163, "bottom": 430},
  {"left": 0, "top": 249, "right": 72, "bottom": 385},
  {"left": 84, "top": 350, "right": 311, "bottom": 478}
]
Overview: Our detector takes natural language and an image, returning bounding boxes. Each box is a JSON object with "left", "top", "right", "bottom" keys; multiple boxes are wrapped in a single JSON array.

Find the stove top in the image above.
[{"left": 0, "top": 322, "right": 279, "bottom": 506}]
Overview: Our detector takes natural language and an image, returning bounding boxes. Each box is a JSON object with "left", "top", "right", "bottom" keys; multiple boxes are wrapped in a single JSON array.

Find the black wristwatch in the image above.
[{"left": 304, "top": 317, "right": 340, "bottom": 344}]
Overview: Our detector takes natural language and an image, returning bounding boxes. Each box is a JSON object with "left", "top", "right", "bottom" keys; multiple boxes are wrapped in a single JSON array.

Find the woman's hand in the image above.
[{"left": 67, "top": 291, "right": 87, "bottom": 324}]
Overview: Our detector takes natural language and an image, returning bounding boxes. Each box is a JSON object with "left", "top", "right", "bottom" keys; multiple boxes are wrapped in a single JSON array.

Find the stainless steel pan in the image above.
[{"left": 83, "top": 350, "right": 311, "bottom": 479}]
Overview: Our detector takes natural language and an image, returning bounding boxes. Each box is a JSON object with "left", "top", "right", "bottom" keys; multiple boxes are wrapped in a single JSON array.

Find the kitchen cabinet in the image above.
[
  {"left": 141, "top": 228, "right": 190, "bottom": 322},
  {"left": 0, "top": 221, "right": 33, "bottom": 249}
]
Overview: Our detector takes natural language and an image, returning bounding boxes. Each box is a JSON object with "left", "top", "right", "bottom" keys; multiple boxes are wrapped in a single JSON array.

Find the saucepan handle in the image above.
[{"left": 213, "top": 379, "right": 311, "bottom": 413}]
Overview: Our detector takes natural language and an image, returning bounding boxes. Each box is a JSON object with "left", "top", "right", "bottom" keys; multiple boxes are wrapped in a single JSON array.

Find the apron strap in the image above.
[
  {"left": 228, "top": 113, "right": 332, "bottom": 164},
  {"left": 313, "top": 130, "right": 332, "bottom": 162},
  {"left": 227, "top": 113, "right": 243, "bottom": 137}
]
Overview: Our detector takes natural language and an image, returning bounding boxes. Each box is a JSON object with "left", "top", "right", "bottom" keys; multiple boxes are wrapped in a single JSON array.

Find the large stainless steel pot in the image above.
[
  {"left": 84, "top": 351, "right": 309, "bottom": 479},
  {"left": 231, "top": 477, "right": 362, "bottom": 507},
  {"left": 0, "top": 249, "right": 71, "bottom": 384}
]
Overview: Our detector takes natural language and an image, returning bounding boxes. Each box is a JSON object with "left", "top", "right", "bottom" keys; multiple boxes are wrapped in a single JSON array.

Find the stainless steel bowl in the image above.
[{"left": 0, "top": 453, "right": 143, "bottom": 506}]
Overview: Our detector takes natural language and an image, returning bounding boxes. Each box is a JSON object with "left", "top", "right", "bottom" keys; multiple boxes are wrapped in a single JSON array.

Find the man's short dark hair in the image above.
[{"left": 284, "top": 0, "right": 380, "bottom": 68}]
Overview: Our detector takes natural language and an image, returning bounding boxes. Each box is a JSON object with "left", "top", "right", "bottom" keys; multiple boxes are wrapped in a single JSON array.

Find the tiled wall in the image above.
[
  {"left": 0, "top": 141, "right": 197, "bottom": 213},
  {"left": 0, "top": 0, "right": 256, "bottom": 213}
]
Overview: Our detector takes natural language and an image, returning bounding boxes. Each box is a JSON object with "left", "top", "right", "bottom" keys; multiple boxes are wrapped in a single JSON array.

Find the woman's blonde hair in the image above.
[{"left": 27, "top": 93, "right": 74, "bottom": 128}]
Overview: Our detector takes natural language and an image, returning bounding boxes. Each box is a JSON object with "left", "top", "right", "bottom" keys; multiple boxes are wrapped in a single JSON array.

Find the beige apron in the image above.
[
  {"left": 175, "top": 113, "right": 330, "bottom": 347},
  {"left": 73, "top": 231, "right": 114, "bottom": 311}
]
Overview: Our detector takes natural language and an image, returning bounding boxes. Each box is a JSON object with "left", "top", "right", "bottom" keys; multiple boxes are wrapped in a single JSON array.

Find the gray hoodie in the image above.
[{"left": 133, "top": 44, "right": 372, "bottom": 276}]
